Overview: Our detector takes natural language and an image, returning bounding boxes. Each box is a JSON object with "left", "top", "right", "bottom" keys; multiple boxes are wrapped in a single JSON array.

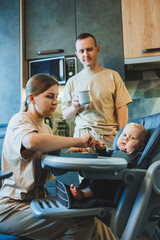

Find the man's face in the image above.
[{"left": 75, "top": 37, "right": 100, "bottom": 70}]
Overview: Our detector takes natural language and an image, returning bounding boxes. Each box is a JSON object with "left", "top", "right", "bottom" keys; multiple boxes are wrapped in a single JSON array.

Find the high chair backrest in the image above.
[
  {"left": 110, "top": 113, "right": 160, "bottom": 238},
  {"left": 112, "top": 113, "right": 160, "bottom": 169},
  {"left": 137, "top": 124, "right": 160, "bottom": 169},
  {"left": 0, "top": 124, "right": 8, "bottom": 167}
]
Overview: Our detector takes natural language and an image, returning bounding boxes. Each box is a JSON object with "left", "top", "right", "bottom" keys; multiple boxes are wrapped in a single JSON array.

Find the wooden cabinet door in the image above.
[
  {"left": 25, "top": 0, "right": 76, "bottom": 60},
  {"left": 121, "top": 0, "right": 160, "bottom": 59}
]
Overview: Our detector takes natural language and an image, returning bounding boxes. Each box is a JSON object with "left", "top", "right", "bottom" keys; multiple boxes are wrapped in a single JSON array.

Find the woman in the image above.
[{"left": 0, "top": 74, "right": 115, "bottom": 240}]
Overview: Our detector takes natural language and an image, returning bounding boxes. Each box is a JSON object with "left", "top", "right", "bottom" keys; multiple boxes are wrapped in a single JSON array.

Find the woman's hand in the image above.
[
  {"left": 66, "top": 147, "right": 89, "bottom": 153},
  {"left": 79, "top": 133, "right": 95, "bottom": 148}
]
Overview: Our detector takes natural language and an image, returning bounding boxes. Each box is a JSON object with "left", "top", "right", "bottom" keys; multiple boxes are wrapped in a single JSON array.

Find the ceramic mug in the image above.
[{"left": 78, "top": 90, "right": 91, "bottom": 105}]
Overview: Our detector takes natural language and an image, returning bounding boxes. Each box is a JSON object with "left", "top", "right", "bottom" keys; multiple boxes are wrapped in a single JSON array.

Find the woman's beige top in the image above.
[{"left": 0, "top": 112, "right": 55, "bottom": 201}]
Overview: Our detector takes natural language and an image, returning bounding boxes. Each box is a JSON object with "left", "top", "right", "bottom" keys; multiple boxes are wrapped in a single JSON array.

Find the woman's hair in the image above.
[{"left": 23, "top": 73, "right": 59, "bottom": 112}]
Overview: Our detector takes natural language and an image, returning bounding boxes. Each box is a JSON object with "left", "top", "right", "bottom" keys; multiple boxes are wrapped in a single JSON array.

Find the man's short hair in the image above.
[{"left": 76, "top": 33, "right": 97, "bottom": 46}]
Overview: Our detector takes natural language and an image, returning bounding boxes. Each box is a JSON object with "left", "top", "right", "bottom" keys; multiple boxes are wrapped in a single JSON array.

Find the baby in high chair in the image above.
[{"left": 69, "top": 122, "right": 148, "bottom": 201}]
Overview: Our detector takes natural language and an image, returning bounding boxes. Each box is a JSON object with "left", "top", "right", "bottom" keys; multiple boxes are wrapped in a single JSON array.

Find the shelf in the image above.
[{"left": 124, "top": 56, "right": 160, "bottom": 65}]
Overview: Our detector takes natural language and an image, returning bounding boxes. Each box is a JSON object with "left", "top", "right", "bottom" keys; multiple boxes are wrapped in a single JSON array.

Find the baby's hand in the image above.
[
  {"left": 119, "top": 146, "right": 126, "bottom": 152},
  {"left": 95, "top": 139, "right": 107, "bottom": 156},
  {"left": 125, "top": 145, "right": 135, "bottom": 155},
  {"left": 95, "top": 139, "right": 105, "bottom": 149},
  {"left": 121, "top": 143, "right": 135, "bottom": 155}
]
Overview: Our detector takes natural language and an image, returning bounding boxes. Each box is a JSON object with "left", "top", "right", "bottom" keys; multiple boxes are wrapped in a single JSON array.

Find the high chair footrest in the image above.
[
  {"left": 30, "top": 196, "right": 107, "bottom": 219},
  {"left": 56, "top": 180, "right": 72, "bottom": 208}
]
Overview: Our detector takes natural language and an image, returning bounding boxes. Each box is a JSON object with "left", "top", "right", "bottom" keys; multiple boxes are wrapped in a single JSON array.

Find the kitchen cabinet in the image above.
[
  {"left": 25, "top": 0, "right": 76, "bottom": 60},
  {"left": 76, "top": 0, "right": 124, "bottom": 79},
  {"left": 121, "top": 0, "right": 160, "bottom": 63},
  {"left": 25, "top": 0, "right": 124, "bottom": 79}
]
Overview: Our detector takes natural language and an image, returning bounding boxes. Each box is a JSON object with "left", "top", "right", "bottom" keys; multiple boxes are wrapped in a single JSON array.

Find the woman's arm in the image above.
[{"left": 22, "top": 132, "right": 95, "bottom": 152}]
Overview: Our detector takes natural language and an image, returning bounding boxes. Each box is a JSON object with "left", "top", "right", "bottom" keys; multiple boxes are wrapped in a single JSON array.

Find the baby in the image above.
[{"left": 70, "top": 123, "right": 148, "bottom": 201}]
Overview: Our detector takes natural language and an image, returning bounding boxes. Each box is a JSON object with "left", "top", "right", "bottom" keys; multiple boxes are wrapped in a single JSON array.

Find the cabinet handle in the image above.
[
  {"left": 142, "top": 48, "right": 160, "bottom": 53},
  {"left": 37, "top": 49, "right": 64, "bottom": 55}
]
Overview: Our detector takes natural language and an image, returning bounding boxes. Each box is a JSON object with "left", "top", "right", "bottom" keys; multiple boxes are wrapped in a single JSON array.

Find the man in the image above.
[{"left": 61, "top": 33, "right": 132, "bottom": 147}]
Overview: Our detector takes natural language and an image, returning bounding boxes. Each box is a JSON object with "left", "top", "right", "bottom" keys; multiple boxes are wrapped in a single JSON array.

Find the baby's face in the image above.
[{"left": 117, "top": 125, "right": 144, "bottom": 154}]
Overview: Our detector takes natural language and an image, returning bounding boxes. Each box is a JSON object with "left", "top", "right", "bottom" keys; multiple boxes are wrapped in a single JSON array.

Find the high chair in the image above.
[
  {"left": 0, "top": 124, "right": 30, "bottom": 240},
  {"left": 30, "top": 113, "right": 160, "bottom": 240}
]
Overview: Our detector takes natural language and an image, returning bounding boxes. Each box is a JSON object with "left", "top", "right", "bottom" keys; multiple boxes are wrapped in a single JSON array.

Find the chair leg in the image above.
[
  {"left": 154, "top": 222, "right": 160, "bottom": 240},
  {"left": 121, "top": 175, "right": 152, "bottom": 240}
]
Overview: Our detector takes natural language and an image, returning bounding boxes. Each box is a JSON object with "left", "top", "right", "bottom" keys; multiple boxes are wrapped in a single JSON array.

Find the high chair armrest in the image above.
[{"left": 146, "top": 160, "right": 160, "bottom": 195}]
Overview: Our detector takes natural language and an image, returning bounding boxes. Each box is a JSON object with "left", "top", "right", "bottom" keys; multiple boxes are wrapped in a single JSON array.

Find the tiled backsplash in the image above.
[
  {"left": 125, "top": 68, "right": 160, "bottom": 121},
  {"left": 51, "top": 68, "right": 160, "bottom": 135}
]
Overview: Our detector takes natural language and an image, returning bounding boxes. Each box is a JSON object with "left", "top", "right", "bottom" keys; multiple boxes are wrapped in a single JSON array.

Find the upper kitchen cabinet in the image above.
[
  {"left": 76, "top": 0, "right": 124, "bottom": 80},
  {"left": 121, "top": 0, "right": 160, "bottom": 64},
  {"left": 25, "top": 0, "right": 124, "bottom": 79},
  {"left": 25, "top": 0, "right": 76, "bottom": 60}
]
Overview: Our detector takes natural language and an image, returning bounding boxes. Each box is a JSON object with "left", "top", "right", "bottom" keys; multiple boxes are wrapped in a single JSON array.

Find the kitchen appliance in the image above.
[{"left": 29, "top": 56, "right": 77, "bottom": 85}]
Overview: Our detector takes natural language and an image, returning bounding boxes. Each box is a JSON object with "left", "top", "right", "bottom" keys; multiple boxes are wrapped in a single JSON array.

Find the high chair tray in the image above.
[
  {"left": 41, "top": 155, "right": 128, "bottom": 179},
  {"left": 41, "top": 155, "right": 127, "bottom": 170}
]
